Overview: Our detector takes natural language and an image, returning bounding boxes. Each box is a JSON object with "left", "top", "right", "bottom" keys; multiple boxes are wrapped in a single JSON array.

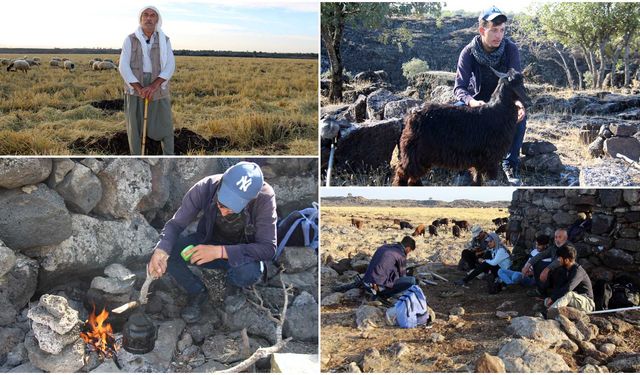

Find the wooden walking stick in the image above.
[{"left": 141, "top": 98, "right": 149, "bottom": 155}]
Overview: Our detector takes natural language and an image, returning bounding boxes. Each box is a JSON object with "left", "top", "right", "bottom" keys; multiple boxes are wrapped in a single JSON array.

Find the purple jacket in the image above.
[
  {"left": 156, "top": 175, "right": 277, "bottom": 267},
  {"left": 363, "top": 243, "right": 407, "bottom": 289},
  {"left": 454, "top": 38, "right": 522, "bottom": 105}
]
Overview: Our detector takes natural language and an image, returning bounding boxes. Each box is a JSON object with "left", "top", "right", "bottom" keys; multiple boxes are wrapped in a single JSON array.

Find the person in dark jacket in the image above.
[
  {"left": 363, "top": 236, "right": 416, "bottom": 298},
  {"left": 453, "top": 5, "right": 526, "bottom": 186},
  {"left": 147, "top": 161, "right": 277, "bottom": 323},
  {"left": 522, "top": 229, "right": 570, "bottom": 296},
  {"left": 545, "top": 244, "right": 594, "bottom": 314}
]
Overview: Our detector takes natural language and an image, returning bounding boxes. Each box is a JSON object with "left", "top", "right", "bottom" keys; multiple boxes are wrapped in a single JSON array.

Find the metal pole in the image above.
[
  {"left": 326, "top": 137, "right": 337, "bottom": 187},
  {"left": 587, "top": 305, "right": 640, "bottom": 315}
]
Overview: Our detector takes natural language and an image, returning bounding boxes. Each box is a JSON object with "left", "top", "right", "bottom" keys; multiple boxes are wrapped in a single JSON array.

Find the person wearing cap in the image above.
[
  {"left": 458, "top": 224, "right": 489, "bottom": 271},
  {"left": 362, "top": 236, "right": 417, "bottom": 299},
  {"left": 455, "top": 232, "right": 512, "bottom": 286},
  {"left": 147, "top": 161, "right": 277, "bottom": 323},
  {"left": 453, "top": 5, "right": 526, "bottom": 186},
  {"left": 119, "top": 6, "right": 176, "bottom": 155}
]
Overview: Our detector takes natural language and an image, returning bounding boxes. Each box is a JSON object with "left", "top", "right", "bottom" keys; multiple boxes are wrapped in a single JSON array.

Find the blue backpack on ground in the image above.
[
  {"left": 394, "top": 285, "right": 430, "bottom": 328},
  {"left": 274, "top": 203, "right": 318, "bottom": 260}
]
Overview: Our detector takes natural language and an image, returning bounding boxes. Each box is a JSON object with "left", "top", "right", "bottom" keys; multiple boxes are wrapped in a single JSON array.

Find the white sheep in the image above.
[
  {"left": 50, "top": 59, "right": 60, "bottom": 67},
  {"left": 62, "top": 60, "right": 75, "bottom": 71},
  {"left": 0, "top": 58, "right": 10, "bottom": 66},
  {"left": 25, "top": 58, "right": 40, "bottom": 67},
  {"left": 103, "top": 58, "right": 114, "bottom": 63},
  {"left": 93, "top": 61, "right": 117, "bottom": 70},
  {"left": 7, "top": 60, "right": 30, "bottom": 73}
]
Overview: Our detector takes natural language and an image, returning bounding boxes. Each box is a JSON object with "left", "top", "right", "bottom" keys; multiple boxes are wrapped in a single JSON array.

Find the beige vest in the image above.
[{"left": 127, "top": 33, "right": 170, "bottom": 100}]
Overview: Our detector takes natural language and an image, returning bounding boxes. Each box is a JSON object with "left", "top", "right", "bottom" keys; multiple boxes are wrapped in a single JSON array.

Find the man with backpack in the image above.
[
  {"left": 147, "top": 161, "right": 277, "bottom": 323},
  {"left": 363, "top": 236, "right": 417, "bottom": 298},
  {"left": 545, "top": 245, "right": 594, "bottom": 314}
]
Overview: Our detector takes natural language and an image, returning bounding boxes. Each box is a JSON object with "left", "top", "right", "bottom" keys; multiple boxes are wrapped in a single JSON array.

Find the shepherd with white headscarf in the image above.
[{"left": 119, "top": 5, "right": 176, "bottom": 155}]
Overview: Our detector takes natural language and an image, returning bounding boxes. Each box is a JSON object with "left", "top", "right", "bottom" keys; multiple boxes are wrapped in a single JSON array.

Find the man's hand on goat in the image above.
[
  {"left": 515, "top": 100, "right": 526, "bottom": 122},
  {"left": 469, "top": 99, "right": 486, "bottom": 107}
]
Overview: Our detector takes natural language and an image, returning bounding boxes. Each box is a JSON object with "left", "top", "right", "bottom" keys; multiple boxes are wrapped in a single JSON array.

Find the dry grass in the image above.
[{"left": 0, "top": 54, "right": 317, "bottom": 155}]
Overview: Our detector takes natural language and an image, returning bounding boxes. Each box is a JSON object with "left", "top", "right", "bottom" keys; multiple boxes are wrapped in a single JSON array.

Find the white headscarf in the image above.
[{"left": 134, "top": 5, "right": 169, "bottom": 72}]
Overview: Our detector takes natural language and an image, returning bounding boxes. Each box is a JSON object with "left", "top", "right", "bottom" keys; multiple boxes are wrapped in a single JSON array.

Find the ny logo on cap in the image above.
[{"left": 236, "top": 175, "right": 252, "bottom": 192}]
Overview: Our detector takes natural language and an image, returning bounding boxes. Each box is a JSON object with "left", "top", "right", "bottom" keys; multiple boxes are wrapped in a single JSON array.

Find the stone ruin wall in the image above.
[{"left": 509, "top": 189, "right": 640, "bottom": 286}]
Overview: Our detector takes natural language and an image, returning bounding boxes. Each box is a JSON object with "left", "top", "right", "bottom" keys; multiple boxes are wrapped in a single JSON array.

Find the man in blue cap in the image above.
[
  {"left": 453, "top": 5, "right": 526, "bottom": 186},
  {"left": 147, "top": 161, "right": 277, "bottom": 323}
]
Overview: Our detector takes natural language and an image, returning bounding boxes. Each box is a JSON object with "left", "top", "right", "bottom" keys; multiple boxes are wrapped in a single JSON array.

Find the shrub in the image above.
[{"left": 402, "top": 58, "right": 430, "bottom": 80}]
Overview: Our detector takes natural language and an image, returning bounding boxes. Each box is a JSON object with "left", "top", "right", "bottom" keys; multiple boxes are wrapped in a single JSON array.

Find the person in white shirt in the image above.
[
  {"left": 118, "top": 5, "right": 176, "bottom": 155},
  {"left": 455, "top": 232, "right": 512, "bottom": 286}
]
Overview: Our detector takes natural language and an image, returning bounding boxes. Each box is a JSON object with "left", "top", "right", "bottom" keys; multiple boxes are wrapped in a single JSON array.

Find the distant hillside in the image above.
[
  {"left": 321, "top": 195, "right": 510, "bottom": 208},
  {"left": 0, "top": 48, "right": 317, "bottom": 60}
]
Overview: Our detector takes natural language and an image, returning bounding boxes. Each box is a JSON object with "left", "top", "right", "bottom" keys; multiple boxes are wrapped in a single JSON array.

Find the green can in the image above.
[{"left": 181, "top": 245, "right": 195, "bottom": 261}]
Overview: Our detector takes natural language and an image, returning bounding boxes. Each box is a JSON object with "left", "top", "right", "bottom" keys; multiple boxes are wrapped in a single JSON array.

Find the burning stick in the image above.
[
  {"left": 80, "top": 306, "right": 120, "bottom": 359},
  {"left": 112, "top": 265, "right": 157, "bottom": 314}
]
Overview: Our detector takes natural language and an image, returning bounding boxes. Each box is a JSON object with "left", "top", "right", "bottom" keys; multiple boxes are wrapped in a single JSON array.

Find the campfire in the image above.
[{"left": 80, "top": 305, "right": 121, "bottom": 359}]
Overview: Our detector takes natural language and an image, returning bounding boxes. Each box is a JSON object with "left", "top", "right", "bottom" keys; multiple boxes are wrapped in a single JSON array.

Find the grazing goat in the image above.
[
  {"left": 412, "top": 224, "right": 426, "bottom": 237},
  {"left": 428, "top": 224, "right": 438, "bottom": 237},
  {"left": 393, "top": 68, "right": 530, "bottom": 186},
  {"left": 399, "top": 221, "right": 413, "bottom": 229},
  {"left": 452, "top": 225, "right": 461, "bottom": 238},
  {"left": 452, "top": 220, "right": 470, "bottom": 231},
  {"left": 351, "top": 218, "right": 364, "bottom": 229},
  {"left": 496, "top": 223, "right": 507, "bottom": 235}
]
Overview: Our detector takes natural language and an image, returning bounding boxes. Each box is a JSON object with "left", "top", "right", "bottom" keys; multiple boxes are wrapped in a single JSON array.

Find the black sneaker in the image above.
[{"left": 182, "top": 290, "right": 208, "bottom": 324}]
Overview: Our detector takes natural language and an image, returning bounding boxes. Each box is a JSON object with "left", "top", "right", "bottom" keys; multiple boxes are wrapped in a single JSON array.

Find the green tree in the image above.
[{"left": 321, "top": 2, "right": 442, "bottom": 102}]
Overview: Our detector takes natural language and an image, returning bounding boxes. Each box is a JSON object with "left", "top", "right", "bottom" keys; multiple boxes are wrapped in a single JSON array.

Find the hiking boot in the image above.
[
  {"left": 182, "top": 290, "right": 208, "bottom": 324},
  {"left": 502, "top": 165, "right": 522, "bottom": 186},
  {"left": 453, "top": 171, "right": 473, "bottom": 186}
]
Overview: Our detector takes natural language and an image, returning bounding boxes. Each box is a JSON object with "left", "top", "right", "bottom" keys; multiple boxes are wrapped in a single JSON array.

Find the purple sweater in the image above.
[
  {"left": 454, "top": 37, "right": 522, "bottom": 105},
  {"left": 363, "top": 243, "right": 407, "bottom": 289},
  {"left": 156, "top": 174, "right": 277, "bottom": 267}
]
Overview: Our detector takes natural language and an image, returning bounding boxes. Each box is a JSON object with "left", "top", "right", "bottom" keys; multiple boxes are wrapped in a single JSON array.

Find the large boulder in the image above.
[
  {"left": 522, "top": 153, "right": 564, "bottom": 174},
  {"left": 224, "top": 294, "right": 278, "bottom": 344},
  {"left": 137, "top": 159, "right": 172, "bottom": 218},
  {"left": 0, "top": 327, "right": 26, "bottom": 365},
  {"left": 27, "top": 294, "right": 80, "bottom": 336},
  {"left": 475, "top": 352, "right": 505, "bottom": 373},
  {"left": 355, "top": 304, "right": 384, "bottom": 330},
  {"left": 498, "top": 338, "right": 571, "bottom": 372},
  {"left": 55, "top": 163, "right": 103, "bottom": 214},
  {"left": 36, "top": 213, "right": 158, "bottom": 289},
  {"left": 24, "top": 334, "right": 84, "bottom": 373},
  {"left": 328, "top": 118, "right": 403, "bottom": 170},
  {"left": 0, "top": 159, "right": 52, "bottom": 189},
  {"left": 601, "top": 248, "right": 634, "bottom": 268},
  {"left": 0, "top": 241, "right": 17, "bottom": 278},
  {"left": 506, "top": 316, "right": 576, "bottom": 351},
  {"left": 0, "top": 184, "right": 72, "bottom": 251},
  {"left": 279, "top": 247, "right": 317, "bottom": 273},
  {"left": 383, "top": 98, "right": 422, "bottom": 119},
  {"left": 46, "top": 159, "right": 75, "bottom": 187},
  {"left": 0, "top": 254, "right": 38, "bottom": 311},
  {"left": 366, "top": 89, "right": 399, "bottom": 120},
  {"left": 93, "top": 159, "right": 152, "bottom": 219},
  {"left": 603, "top": 137, "right": 640, "bottom": 160},
  {"left": 284, "top": 291, "right": 318, "bottom": 342}
]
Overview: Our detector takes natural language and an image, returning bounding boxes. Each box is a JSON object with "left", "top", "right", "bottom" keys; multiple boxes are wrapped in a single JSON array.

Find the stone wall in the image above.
[{"left": 509, "top": 189, "right": 640, "bottom": 285}]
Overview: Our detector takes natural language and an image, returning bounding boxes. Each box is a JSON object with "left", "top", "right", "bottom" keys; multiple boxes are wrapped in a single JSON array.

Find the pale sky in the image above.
[
  {"left": 321, "top": 187, "right": 517, "bottom": 202},
  {"left": 0, "top": 0, "right": 318, "bottom": 53}
]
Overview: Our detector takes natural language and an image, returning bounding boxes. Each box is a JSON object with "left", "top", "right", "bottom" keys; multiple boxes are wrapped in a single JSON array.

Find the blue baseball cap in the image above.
[
  {"left": 480, "top": 6, "right": 507, "bottom": 23},
  {"left": 217, "top": 162, "right": 263, "bottom": 213}
]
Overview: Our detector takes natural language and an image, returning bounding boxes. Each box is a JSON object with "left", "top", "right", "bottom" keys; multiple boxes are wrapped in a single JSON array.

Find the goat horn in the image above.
[{"left": 490, "top": 66, "right": 509, "bottom": 79}]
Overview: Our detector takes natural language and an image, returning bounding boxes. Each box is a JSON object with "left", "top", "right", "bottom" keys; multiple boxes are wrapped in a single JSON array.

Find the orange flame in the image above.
[{"left": 80, "top": 305, "right": 120, "bottom": 358}]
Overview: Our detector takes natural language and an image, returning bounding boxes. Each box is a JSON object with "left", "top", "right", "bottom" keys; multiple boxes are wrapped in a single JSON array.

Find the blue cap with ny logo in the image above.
[{"left": 217, "top": 162, "right": 264, "bottom": 213}]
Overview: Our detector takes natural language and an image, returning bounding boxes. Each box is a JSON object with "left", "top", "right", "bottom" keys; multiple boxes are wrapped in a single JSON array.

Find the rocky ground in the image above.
[{"left": 320, "top": 206, "right": 640, "bottom": 372}]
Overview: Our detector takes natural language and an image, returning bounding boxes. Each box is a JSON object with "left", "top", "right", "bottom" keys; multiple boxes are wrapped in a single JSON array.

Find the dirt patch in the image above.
[
  {"left": 90, "top": 99, "right": 123, "bottom": 111},
  {"left": 69, "top": 127, "right": 230, "bottom": 155}
]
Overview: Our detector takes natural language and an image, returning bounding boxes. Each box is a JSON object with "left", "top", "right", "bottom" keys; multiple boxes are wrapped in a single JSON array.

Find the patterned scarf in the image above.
[{"left": 471, "top": 35, "right": 506, "bottom": 68}]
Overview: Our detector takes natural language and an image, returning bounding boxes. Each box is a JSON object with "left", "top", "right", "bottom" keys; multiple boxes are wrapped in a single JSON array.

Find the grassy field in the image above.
[{"left": 0, "top": 54, "right": 317, "bottom": 155}]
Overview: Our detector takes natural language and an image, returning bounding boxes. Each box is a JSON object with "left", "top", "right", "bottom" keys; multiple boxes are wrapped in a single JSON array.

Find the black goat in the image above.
[{"left": 393, "top": 68, "right": 530, "bottom": 186}]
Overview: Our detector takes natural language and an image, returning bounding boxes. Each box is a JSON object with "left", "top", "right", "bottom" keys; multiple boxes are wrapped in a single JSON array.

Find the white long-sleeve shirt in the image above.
[
  {"left": 485, "top": 246, "right": 512, "bottom": 269},
  {"left": 118, "top": 32, "right": 175, "bottom": 87}
]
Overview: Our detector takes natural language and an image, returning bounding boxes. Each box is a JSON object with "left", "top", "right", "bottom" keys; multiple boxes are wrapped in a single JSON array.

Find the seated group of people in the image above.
[
  {"left": 359, "top": 225, "right": 594, "bottom": 318},
  {"left": 455, "top": 226, "right": 594, "bottom": 314}
]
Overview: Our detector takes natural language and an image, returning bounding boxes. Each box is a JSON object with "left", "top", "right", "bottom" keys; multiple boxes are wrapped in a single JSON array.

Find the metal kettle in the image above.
[{"left": 122, "top": 310, "right": 157, "bottom": 354}]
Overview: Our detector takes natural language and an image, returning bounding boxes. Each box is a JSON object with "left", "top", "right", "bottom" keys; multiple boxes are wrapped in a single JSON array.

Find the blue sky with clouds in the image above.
[{"left": 0, "top": 0, "right": 318, "bottom": 52}]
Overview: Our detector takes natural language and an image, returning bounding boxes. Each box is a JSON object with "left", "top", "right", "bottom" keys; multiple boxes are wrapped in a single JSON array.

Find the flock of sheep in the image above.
[{"left": 1, "top": 56, "right": 117, "bottom": 73}]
